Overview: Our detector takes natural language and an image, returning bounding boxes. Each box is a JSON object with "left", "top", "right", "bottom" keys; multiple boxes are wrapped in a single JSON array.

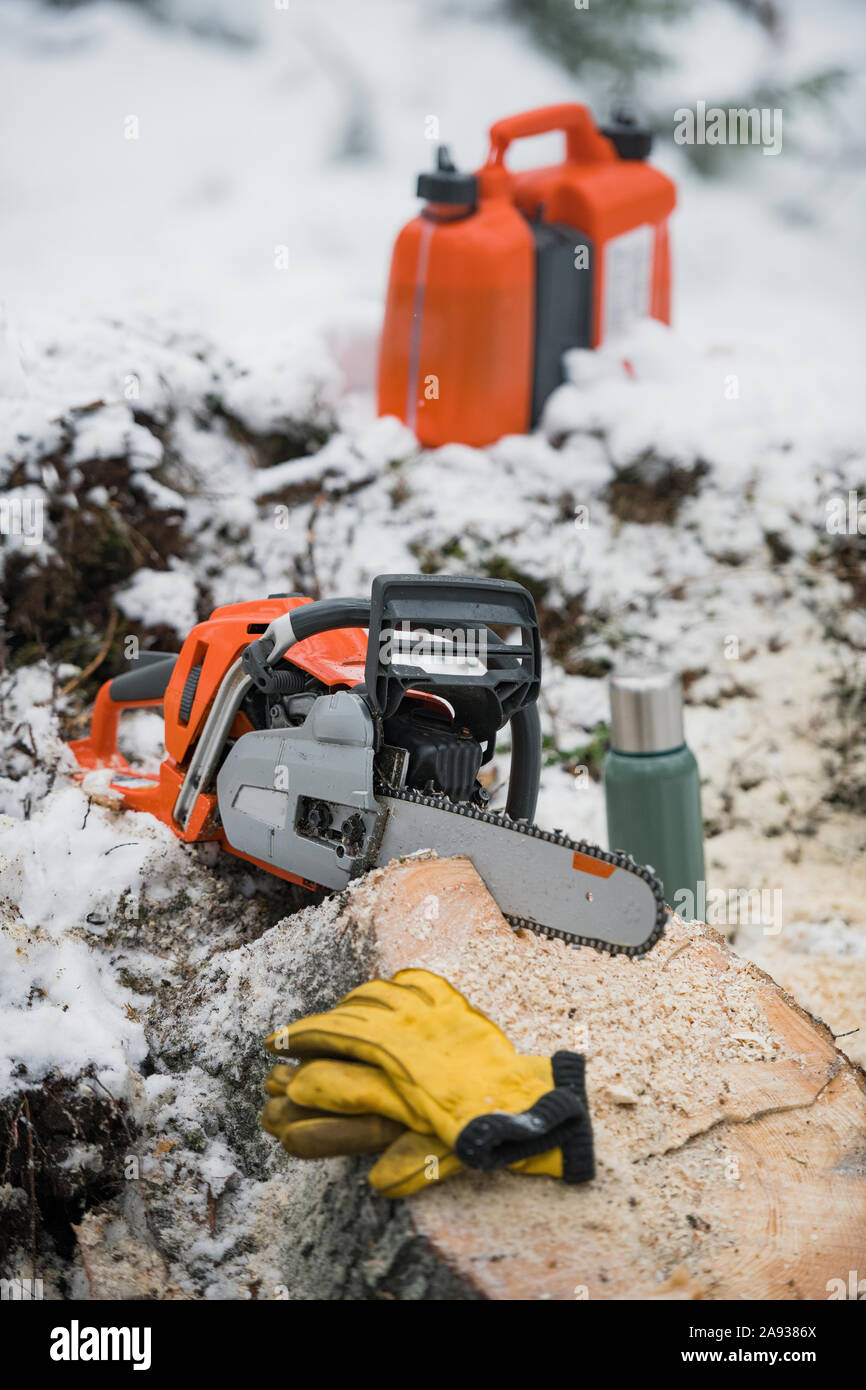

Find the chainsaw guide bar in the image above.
[{"left": 375, "top": 786, "right": 668, "bottom": 958}]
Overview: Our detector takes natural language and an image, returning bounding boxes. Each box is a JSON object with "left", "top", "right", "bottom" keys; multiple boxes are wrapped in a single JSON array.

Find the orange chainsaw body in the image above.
[
  {"left": 69, "top": 596, "right": 369, "bottom": 888},
  {"left": 69, "top": 594, "right": 453, "bottom": 890}
]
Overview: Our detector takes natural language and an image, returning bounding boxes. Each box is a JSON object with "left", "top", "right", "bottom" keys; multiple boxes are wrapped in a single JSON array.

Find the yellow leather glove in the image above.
[
  {"left": 262, "top": 1064, "right": 406, "bottom": 1158},
  {"left": 263, "top": 970, "right": 593, "bottom": 1195},
  {"left": 263, "top": 1059, "right": 461, "bottom": 1196},
  {"left": 275, "top": 1054, "right": 560, "bottom": 1196}
]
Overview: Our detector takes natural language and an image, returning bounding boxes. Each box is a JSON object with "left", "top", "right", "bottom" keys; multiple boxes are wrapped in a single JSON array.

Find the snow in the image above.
[
  {"left": 70, "top": 404, "right": 163, "bottom": 470},
  {"left": 0, "top": 785, "right": 175, "bottom": 937},
  {"left": 0, "top": 910, "right": 148, "bottom": 1097},
  {"left": 115, "top": 560, "right": 200, "bottom": 638},
  {"left": 0, "top": 0, "right": 865, "bottom": 1136}
]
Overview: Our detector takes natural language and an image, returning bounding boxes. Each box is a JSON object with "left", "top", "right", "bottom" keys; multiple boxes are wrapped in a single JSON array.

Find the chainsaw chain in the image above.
[{"left": 378, "top": 785, "right": 669, "bottom": 959}]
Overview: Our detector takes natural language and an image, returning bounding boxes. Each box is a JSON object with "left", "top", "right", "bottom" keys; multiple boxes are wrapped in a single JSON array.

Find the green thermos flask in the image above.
[{"left": 603, "top": 666, "right": 705, "bottom": 917}]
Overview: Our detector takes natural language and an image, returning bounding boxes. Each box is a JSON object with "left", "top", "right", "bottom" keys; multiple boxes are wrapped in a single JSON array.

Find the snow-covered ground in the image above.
[{"left": 1, "top": 0, "right": 865, "bottom": 1294}]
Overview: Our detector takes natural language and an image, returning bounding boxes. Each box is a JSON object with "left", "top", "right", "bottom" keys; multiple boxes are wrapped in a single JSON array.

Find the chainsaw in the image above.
[{"left": 69, "top": 575, "right": 667, "bottom": 956}]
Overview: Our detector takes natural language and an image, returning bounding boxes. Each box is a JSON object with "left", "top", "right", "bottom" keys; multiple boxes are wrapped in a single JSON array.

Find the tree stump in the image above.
[{"left": 338, "top": 854, "right": 866, "bottom": 1300}]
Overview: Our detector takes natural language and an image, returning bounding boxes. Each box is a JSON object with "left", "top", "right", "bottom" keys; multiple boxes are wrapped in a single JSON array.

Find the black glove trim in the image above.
[
  {"left": 454, "top": 1050, "right": 594, "bottom": 1184},
  {"left": 552, "top": 1050, "right": 595, "bottom": 1184}
]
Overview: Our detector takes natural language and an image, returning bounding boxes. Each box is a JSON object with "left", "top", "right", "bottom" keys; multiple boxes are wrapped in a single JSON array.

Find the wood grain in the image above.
[{"left": 343, "top": 853, "right": 866, "bottom": 1300}]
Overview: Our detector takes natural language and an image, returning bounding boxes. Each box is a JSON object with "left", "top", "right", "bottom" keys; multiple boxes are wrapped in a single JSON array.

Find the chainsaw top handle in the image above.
[{"left": 244, "top": 574, "right": 543, "bottom": 824}]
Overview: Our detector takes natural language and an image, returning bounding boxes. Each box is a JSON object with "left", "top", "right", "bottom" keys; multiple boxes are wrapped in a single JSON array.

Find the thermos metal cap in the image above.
[{"left": 608, "top": 665, "right": 685, "bottom": 754}]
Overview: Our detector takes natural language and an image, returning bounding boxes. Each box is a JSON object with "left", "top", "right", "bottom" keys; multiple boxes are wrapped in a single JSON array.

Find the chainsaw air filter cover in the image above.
[{"left": 383, "top": 705, "right": 484, "bottom": 803}]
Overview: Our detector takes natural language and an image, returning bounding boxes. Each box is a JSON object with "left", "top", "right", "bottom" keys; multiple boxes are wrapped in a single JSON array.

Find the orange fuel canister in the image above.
[
  {"left": 377, "top": 104, "right": 676, "bottom": 450},
  {"left": 377, "top": 146, "right": 535, "bottom": 448}
]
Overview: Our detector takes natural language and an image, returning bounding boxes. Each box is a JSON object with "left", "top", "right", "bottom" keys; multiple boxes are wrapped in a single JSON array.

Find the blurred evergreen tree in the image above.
[
  {"left": 501, "top": 0, "right": 850, "bottom": 172},
  {"left": 503, "top": 0, "right": 694, "bottom": 85}
]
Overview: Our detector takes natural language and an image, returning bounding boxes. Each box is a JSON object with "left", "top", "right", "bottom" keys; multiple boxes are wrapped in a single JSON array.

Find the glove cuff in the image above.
[
  {"left": 551, "top": 1050, "right": 595, "bottom": 1184},
  {"left": 454, "top": 1049, "right": 594, "bottom": 1184}
]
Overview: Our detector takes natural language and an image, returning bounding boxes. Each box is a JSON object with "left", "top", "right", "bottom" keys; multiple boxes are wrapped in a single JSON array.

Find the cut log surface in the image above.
[{"left": 339, "top": 853, "right": 866, "bottom": 1301}]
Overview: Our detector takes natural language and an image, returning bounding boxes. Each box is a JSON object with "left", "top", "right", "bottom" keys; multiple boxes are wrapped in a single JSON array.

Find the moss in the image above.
[
  {"left": 117, "top": 968, "right": 154, "bottom": 996},
  {"left": 440, "top": 537, "right": 467, "bottom": 561},
  {"left": 543, "top": 721, "right": 610, "bottom": 779},
  {"left": 155, "top": 1045, "right": 195, "bottom": 1073},
  {"left": 479, "top": 553, "right": 550, "bottom": 604},
  {"left": 183, "top": 1127, "right": 207, "bottom": 1155}
]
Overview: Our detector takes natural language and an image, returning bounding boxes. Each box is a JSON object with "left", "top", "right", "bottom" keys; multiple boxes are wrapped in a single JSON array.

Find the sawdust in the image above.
[
  {"left": 344, "top": 872, "right": 783, "bottom": 1161},
  {"left": 338, "top": 860, "right": 863, "bottom": 1298}
]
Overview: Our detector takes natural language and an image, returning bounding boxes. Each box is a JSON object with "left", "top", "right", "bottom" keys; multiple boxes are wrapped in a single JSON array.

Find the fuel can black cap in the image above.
[
  {"left": 417, "top": 145, "right": 478, "bottom": 205},
  {"left": 600, "top": 109, "right": 653, "bottom": 161}
]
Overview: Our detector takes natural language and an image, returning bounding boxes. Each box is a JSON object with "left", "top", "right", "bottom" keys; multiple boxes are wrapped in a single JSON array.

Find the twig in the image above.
[
  {"left": 22, "top": 1096, "right": 38, "bottom": 1277},
  {"left": 13, "top": 721, "right": 38, "bottom": 759},
  {"left": 304, "top": 495, "right": 325, "bottom": 601},
  {"left": 59, "top": 608, "right": 119, "bottom": 697},
  {"left": 206, "top": 1183, "right": 217, "bottom": 1235},
  {"left": 661, "top": 939, "right": 694, "bottom": 971}
]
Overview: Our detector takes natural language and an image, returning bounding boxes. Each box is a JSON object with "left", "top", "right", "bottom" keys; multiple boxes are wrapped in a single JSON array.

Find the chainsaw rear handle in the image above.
[
  {"left": 77, "top": 652, "right": 177, "bottom": 763},
  {"left": 485, "top": 103, "right": 614, "bottom": 170}
]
